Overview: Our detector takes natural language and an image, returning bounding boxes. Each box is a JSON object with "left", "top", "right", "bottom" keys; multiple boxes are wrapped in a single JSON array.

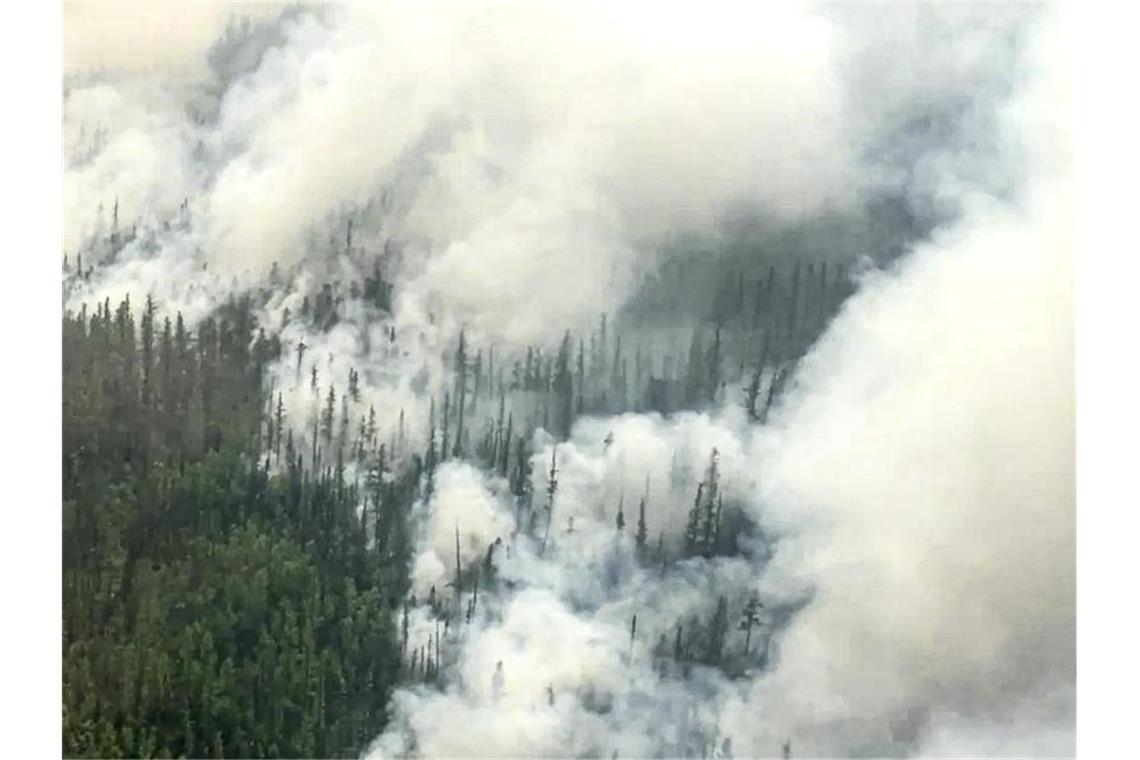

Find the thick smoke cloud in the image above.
[
  {"left": 732, "top": 179, "right": 1073, "bottom": 756},
  {"left": 732, "top": 14, "right": 1073, "bottom": 755},
  {"left": 62, "top": 0, "right": 1042, "bottom": 455},
  {"left": 198, "top": 0, "right": 858, "bottom": 309},
  {"left": 62, "top": 1, "right": 1072, "bottom": 756},
  {"left": 410, "top": 462, "right": 517, "bottom": 597},
  {"left": 63, "top": 1, "right": 1038, "bottom": 345},
  {"left": 370, "top": 5, "right": 1073, "bottom": 759},
  {"left": 374, "top": 418, "right": 770, "bottom": 758},
  {"left": 64, "top": 0, "right": 906, "bottom": 340}
]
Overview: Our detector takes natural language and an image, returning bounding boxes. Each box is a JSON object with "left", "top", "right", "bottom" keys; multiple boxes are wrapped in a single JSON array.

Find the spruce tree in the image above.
[
  {"left": 635, "top": 478, "right": 649, "bottom": 554},
  {"left": 554, "top": 331, "right": 574, "bottom": 437},
  {"left": 453, "top": 330, "right": 467, "bottom": 458},
  {"left": 738, "top": 593, "right": 763, "bottom": 656},
  {"left": 540, "top": 445, "right": 558, "bottom": 554},
  {"left": 275, "top": 393, "right": 284, "bottom": 462},
  {"left": 705, "top": 596, "right": 729, "bottom": 665},
  {"left": 684, "top": 483, "right": 704, "bottom": 557},
  {"left": 700, "top": 448, "right": 720, "bottom": 558},
  {"left": 322, "top": 385, "right": 337, "bottom": 444}
]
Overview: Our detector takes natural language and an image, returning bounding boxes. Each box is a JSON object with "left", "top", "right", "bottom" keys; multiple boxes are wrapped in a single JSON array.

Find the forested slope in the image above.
[
  {"left": 61, "top": 226, "right": 845, "bottom": 757},
  {"left": 62, "top": 296, "right": 410, "bottom": 757}
]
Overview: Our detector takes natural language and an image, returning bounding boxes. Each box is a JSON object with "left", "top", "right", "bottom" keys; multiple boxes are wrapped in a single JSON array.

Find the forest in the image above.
[
  {"left": 62, "top": 207, "right": 855, "bottom": 756},
  {"left": 60, "top": 3, "right": 1076, "bottom": 758}
]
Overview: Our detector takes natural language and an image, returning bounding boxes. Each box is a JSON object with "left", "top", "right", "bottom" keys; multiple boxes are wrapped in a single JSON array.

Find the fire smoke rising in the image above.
[{"left": 62, "top": 1, "right": 1072, "bottom": 757}]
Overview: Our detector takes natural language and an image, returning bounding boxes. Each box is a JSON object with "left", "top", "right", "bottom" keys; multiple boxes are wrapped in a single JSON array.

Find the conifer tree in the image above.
[
  {"left": 700, "top": 448, "right": 721, "bottom": 557},
  {"left": 705, "top": 596, "right": 729, "bottom": 665},
  {"left": 554, "top": 330, "right": 574, "bottom": 437},
  {"left": 500, "top": 412, "right": 513, "bottom": 479},
  {"left": 453, "top": 330, "right": 467, "bottom": 458},
  {"left": 738, "top": 593, "right": 763, "bottom": 656},
  {"left": 274, "top": 393, "right": 284, "bottom": 461},
  {"left": 788, "top": 260, "right": 802, "bottom": 338},
  {"left": 541, "top": 445, "right": 558, "bottom": 554},
  {"left": 629, "top": 614, "right": 637, "bottom": 659},
  {"left": 365, "top": 405, "right": 376, "bottom": 452},
  {"left": 141, "top": 294, "right": 156, "bottom": 408},
  {"left": 441, "top": 391, "right": 451, "bottom": 461},
  {"left": 706, "top": 324, "right": 722, "bottom": 403},
  {"left": 160, "top": 316, "right": 173, "bottom": 410},
  {"left": 322, "top": 385, "right": 337, "bottom": 443},
  {"left": 635, "top": 477, "right": 649, "bottom": 554},
  {"left": 684, "top": 483, "right": 704, "bottom": 557},
  {"left": 576, "top": 338, "right": 585, "bottom": 416},
  {"left": 348, "top": 367, "right": 360, "bottom": 402},
  {"left": 338, "top": 393, "right": 350, "bottom": 453},
  {"left": 685, "top": 329, "right": 704, "bottom": 406}
]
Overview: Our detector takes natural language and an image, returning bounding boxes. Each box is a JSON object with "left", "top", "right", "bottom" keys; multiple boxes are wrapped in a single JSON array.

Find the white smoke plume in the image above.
[
  {"left": 62, "top": 0, "right": 881, "bottom": 459},
  {"left": 410, "top": 461, "right": 517, "bottom": 597},
  {"left": 376, "top": 413, "right": 770, "bottom": 758},
  {"left": 64, "top": 0, "right": 1026, "bottom": 342},
  {"left": 726, "top": 14, "right": 1074, "bottom": 754},
  {"left": 62, "top": 0, "right": 1041, "bottom": 454},
  {"left": 62, "top": 1, "right": 1072, "bottom": 756},
  {"left": 369, "top": 5, "right": 1073, "bottom": 759}
]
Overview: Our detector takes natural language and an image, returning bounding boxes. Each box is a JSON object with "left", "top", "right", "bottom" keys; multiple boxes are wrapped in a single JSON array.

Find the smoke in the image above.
[
  {"left": 63, "top": 1, "right": 1042, "bottom": 348},
  {"left": 375, "top": 416, "right": 772, "bottom": 758},
  {"left": 62, "top": 0, "right": 1043, "bottom": 451},
  {"left": 64, "top": 1, "right": 283, "bottom": 76},
  {"left": 369, "top": 4, "right": 1073, "bottom": 758},
  {"left": 731, "top": 179, "right": 1074, "bottom": 756},
  {"left": 64, "top": 0, "right": 899, "bottom": 341},
  {"left": 62, "top": 1, "right": 1073, "bottom": 756},
  {"left": 410, "top": 462, "right": 517, "bottom": 597},
  {"left": 530, "top": 411, "right": 755, "bottom": 545},
  {"left": 62, "top": 80, "right": 190, "bottom": 254},
  {"left": 190, "top": 0, "right": 870, "bottom": 346},
  {"left": 733, "top": 13, "right": 1073, "bottom": 755},
  {"left": 58, "top": 0, "right": 857, "bottom": 463}
]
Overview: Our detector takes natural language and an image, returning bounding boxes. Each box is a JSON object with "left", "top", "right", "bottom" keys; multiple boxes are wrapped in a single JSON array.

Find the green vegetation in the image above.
[
  {"left": 61, "top": 239, "right": 844, "bottom": 756},
  {"left": 62, "top": 296, "right": 410, "bottom": 758}
]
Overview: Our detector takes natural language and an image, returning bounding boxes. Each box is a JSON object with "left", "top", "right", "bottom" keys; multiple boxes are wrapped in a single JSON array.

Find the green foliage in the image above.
[
  {"left": 63, "top": 296, "right": 406, "bottom": 758},
  {"left": 60, "top": 245, "right": 836, "bottom": 756}
]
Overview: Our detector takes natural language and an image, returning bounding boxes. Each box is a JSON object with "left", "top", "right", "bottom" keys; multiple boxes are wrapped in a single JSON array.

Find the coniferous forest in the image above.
[
  {"left": 60, "top": 4, "right": 1076, "bottom": 759},
  {"left": 63, "top": 294, "right": 405, "bottom": 757},
  {"left": 62, "top": 232, "right": 850, "bottom": 756}
]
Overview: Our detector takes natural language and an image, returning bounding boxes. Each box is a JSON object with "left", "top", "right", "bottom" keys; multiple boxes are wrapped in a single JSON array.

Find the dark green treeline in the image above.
[{"left": 62, "top": 295, "right": 414, "bottom": 758}]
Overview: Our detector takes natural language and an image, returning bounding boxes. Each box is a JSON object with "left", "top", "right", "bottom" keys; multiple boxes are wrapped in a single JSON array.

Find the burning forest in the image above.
[{"left": 61, "top": 2, "right": 1074, "bottom": 758}]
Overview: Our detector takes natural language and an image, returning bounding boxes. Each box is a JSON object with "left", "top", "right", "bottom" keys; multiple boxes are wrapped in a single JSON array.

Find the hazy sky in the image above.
[{"left": 64, "top": 1, "right": 281, "bottom": 75}]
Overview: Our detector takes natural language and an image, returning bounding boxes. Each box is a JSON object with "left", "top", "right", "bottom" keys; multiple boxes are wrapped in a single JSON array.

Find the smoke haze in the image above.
[{"left": 62, "top": 1, "right": 1073, "bottom": 757}]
